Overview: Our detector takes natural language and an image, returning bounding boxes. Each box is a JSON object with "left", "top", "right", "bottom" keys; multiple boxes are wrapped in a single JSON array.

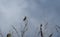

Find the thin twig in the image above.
[
  {"left": 12, "top": 25, "right": 20, "bottom": 37},
  {"left": 49, "top": 33, "right": 53, "bottom": 37}
]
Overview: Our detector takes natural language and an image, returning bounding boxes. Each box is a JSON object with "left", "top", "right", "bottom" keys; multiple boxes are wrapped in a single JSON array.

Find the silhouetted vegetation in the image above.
[
  {"left": 49, "top": 33, "right": 53, "bottom": 37},
  {"left": 21, "top": 16, "right": 28, "bottom": 37},
  {"left": 0, "top": 16, "right": 59, "bottom": 37},
  {"left": 12, "top": 25, "right": 20, "bottom": 37}
]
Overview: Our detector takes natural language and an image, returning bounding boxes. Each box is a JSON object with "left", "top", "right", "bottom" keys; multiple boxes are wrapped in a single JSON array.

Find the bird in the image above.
[{"left": 23, "top": 16, "right": 27, "bottom": 21}]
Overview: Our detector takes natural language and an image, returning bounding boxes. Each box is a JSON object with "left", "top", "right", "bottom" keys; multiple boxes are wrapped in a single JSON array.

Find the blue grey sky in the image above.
[{"left": 0, "top": 0, "right": 60, "bottom": 37}]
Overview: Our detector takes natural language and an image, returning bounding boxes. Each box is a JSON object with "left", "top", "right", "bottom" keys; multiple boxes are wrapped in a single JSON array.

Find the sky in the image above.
[{"left": 0, "top": 0, "right": 60, "bottom": 37}]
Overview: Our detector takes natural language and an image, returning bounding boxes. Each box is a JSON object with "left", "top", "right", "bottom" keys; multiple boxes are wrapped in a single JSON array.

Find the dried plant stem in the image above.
[
  {"left": 38, "top": 24, "right": 43, "bottom": 37},
  {"left": 21, "top": 16, "right": 28, "bottom": 37},
  {"left": 0, "top": 33, "right": 3, "bottom": 37},
  {"left": 12, "top": 25, "right": 20, "bottom": 37},
  {"left": 49, "top": 33, "right": 53, "bottom": 37}
]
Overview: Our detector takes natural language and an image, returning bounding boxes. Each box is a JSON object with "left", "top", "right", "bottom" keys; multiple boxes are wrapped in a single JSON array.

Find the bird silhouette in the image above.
[{"left": 23, "top": 16, "right": 27, "bottom": 21}]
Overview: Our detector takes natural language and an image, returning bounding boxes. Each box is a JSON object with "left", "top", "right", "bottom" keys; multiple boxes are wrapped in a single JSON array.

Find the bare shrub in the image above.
[
  {"left": 21, "top": 16, "right": 28, "bottom": 37},
  {"left": 12, "top": 25, "right": 20, "bottom": 37}
]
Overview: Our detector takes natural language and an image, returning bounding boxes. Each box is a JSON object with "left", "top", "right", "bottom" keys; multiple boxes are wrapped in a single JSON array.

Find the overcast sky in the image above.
[{"left": 0, "top": 0, "right": 60, "bottom": 37}]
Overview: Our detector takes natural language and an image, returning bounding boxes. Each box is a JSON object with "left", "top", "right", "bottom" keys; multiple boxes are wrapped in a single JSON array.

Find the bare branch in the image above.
[
  {"left": 12, "top": 25, "right": 20, "bottom": 37},
  {"left": 44, "top": 22, "right": 48, "bottom": 29},
  {"left": 55, "top": 25, "right": 60, "bottom": 32},
  {"left": 38, "top": 24, "right": 43, "bottom": 37},
  {"left": 56, "top": 27, "right": 59, "bottom": 32},
  {"left": 56, "top": 25, "right": 60, "bottom": 29},
  {"left": 21, "top": 16, "right": 28, "bottom": 37},
  {"left": 49, "top": 33, "right": 53, "bottom": 37}
]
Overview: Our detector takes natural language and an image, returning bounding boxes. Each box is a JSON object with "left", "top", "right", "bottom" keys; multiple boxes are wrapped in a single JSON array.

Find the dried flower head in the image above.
[{"left": 7, "top": 33, "right": 11, "bottom": 37}]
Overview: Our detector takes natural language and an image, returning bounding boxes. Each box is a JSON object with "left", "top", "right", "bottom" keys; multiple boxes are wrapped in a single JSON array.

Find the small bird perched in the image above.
[{"left": 23, "top": 16, "right": 27, "bottom": 21}]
